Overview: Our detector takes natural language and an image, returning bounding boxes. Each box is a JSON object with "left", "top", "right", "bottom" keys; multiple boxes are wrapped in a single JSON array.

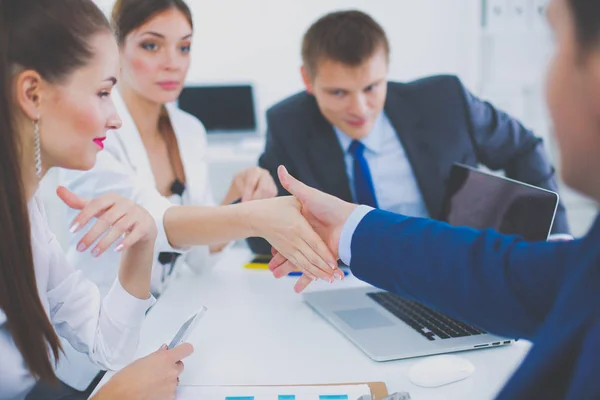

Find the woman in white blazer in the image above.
[
  {"left": 58, "top": 1, "right": 341, "bottom": 393},
  {"left": 61, "top": 0, "right": 341, "bottom": 299},
  {"left": 0, "top": 1, "right": 193, "bottom": 399},
  {"left": 64, "top": 89, "right": 243, "bottom": 296}
]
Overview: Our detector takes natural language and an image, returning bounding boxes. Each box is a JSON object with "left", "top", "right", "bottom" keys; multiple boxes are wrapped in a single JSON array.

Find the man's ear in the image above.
[
  {"left": 14, "top": 70, "right": 43, "bottom": 121},
  {"left": 301, "top": 65, "right": 315, "bottom": 94}
]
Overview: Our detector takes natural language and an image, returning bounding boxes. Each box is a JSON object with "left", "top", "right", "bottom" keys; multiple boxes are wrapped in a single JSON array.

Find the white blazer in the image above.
[
  {"left": 61, "top": 90, "right": 225, "bottom": 298},
  {"left": 0, "top": 195, "right": 154, "bottom": 400}
]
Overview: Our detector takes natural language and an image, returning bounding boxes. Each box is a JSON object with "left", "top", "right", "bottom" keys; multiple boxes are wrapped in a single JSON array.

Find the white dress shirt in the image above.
[
  {"left": 333, "top": 112, "right": 429, "bottom": 218},
  {"left": 0, "top": 194, "right": 154, "bottom": 400}
]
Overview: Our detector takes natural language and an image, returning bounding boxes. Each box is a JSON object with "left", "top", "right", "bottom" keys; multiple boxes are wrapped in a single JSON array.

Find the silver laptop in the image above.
[{"left": 303, "top": 164, "right": 559, "bottom": 361}]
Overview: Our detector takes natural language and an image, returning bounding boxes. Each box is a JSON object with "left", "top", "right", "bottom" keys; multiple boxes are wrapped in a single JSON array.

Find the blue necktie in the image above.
[{"left": 349, "top": 140, "right": 379, "bottom": 208}]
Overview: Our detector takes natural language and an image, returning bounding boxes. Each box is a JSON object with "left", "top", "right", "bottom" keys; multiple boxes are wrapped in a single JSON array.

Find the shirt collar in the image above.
[{"left": 334, "top": 112, "right": 386, "bottom": 154}]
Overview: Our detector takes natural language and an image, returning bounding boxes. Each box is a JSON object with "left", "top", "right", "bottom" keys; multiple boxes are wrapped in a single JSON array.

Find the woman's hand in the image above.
[
  {"left": 223, "top": 166, "right": 278, "bottom": 204},
  {"left": 93, "top": 343, "right": 193, "bottom": 400},
  {"left": 57, "top": 186, "right": 158, "bottom": 256},
  {"left": 268, "top": 166, "right": 358, "bottom": 292},
  {"left": 241, "top": 196, "right": 344, "bottom": 282},
  {"left": 58, "top": 186, "right": 158, "bottom": 298}
]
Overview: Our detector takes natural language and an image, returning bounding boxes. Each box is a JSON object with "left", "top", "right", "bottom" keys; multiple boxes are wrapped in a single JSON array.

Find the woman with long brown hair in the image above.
[
  {"left": 62, "top": 0, "right": 280, "bottom": 299},
  {"left": 62, "top": 0, "right": 341, "bottom": 300},
  {"left": 0, "top": 0, "right": 191, "bottom": 398}
]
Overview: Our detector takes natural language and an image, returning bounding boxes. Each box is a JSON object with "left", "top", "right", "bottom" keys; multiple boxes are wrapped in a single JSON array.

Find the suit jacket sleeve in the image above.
[
  {"left": 349, "top": 209, "right": 579, "bottom": 340},
  {"left": 258, "top": 109, "right": 292, "bottom": 197},
  {"left": 456, "top": 78, "right": 570, "bottom": 234},
  {"left": 246, "top": 110, "right": 291, "bottom": 254}
]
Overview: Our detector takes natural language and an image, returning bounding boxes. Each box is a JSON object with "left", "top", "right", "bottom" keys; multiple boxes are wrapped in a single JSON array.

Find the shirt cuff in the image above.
[
  {"left": 148, "top": 200, "right": 190, "bottom": 254},
  {"left": 103, "top": 278, "right": 156, "bottom": 328},
  {"left": 338, "top": 205, "right": 374, "bottom": 266}
]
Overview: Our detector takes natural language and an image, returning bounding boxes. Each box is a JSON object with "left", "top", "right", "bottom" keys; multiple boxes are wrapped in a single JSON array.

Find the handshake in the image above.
[{"left": 264, "top": 165, "right": 360, "bottom": 293}]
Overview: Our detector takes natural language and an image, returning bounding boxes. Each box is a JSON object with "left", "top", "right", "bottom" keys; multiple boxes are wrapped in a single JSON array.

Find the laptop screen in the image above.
[
  {"left": 440, "top": 164, "right": 559, "bottom": 241},
  {"left": 178, "top": 85, "right": 256, "bottom": 133}
]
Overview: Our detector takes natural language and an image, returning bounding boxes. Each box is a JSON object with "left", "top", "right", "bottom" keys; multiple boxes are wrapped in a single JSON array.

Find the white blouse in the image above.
[{"left": 0, "top": 195, "right": 154, "bottom": 400}]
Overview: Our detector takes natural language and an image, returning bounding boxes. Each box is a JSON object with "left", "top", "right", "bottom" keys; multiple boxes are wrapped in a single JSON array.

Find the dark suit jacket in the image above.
[
  {"left": 350, "top": 209, "right": 600, "bottom": 399},
  {"left": 248, "top": 75, "right": 569, "bottom": 254}
]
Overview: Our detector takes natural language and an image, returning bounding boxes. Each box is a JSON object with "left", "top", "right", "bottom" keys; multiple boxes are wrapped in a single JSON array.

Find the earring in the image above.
[{"left": 33, "top": 119, "right": 42, "bottom": 179}]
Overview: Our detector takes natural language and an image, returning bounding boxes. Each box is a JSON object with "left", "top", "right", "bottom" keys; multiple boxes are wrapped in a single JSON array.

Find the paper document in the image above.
[{"left": 176, "top": 384, "right": 372, "bottom": 400}]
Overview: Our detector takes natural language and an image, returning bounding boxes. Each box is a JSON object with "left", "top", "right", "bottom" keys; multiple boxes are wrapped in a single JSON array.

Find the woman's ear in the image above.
[{"left": 14, "top": 69, "right": 43, "bottom": 120}]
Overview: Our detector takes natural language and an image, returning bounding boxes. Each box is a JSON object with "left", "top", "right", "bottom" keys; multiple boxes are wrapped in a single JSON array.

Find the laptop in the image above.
[{"left": 303, "top": 163, "right": 559, "bottom": 361}]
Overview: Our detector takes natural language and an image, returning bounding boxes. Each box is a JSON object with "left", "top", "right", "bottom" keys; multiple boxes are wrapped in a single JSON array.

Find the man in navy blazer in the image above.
[{"left": 249, "top": 10, "right": 568, "bottom": 254}]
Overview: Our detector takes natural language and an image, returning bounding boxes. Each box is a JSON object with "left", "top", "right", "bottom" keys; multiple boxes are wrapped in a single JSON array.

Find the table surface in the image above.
[{"left": 97, "top": 248, "right": 530, "bottom": 400}]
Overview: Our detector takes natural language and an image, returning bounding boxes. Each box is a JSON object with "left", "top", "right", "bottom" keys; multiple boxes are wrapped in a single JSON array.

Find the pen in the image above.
[{"left": 288, "top": 269, "right": 349, "bottom": 277}]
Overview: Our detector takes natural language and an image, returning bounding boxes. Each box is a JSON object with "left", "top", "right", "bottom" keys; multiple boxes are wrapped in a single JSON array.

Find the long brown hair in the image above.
[
  {"left": 111, "top": 0, "right": 193, "bottom": 46},
  {"left": 568, "top": 0, "right": 600, "bottom": 50},
  {"left": 0, "top": 0, "right": 110, "bottom": 382}
]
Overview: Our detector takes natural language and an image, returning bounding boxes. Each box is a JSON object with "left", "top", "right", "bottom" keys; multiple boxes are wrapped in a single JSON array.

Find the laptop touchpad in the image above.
[{"left": 335, "top": 308, "right": 395, "bottom": 330}]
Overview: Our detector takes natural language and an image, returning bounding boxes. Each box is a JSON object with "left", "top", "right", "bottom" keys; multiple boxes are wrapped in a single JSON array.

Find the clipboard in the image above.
[
  {"left": 330, "top": 381, "right": 389, "bottom": 399},
  {"left": 283, "top": 382, "right": 388, "bottom": 399},
  {"left": 179, "top": 382, "right": 389, "bottom": 399}
]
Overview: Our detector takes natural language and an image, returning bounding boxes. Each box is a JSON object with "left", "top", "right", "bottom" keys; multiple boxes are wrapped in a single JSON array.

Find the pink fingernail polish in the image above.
[
  {"left": 92, "top": 248, "right": 100, "bottom": 257},
  {"left": 115, "top": 244, "right": 124, "bottom": 252},
  {"left": 77, "top": 243, "right": 86, "bottom": 252}
]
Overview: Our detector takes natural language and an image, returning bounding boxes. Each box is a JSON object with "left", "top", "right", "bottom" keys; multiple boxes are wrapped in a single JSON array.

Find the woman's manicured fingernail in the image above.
[
  {"left": 92, "top": 248, "right": 100, "bottom": 257},
  {"left": 69, "top": 222, "right": 79, "bottom": 233},
  {"left": 77, "top": 243, "right": 86, "bottom": 252},
  {"left": 328, "top": 262, "right": 337, "bottom": 270},
  {"left": 115, "top": 244, "right": 124, "bottom": 252}
]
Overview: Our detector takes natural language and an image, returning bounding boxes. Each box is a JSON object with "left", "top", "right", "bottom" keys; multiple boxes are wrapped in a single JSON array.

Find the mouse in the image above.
[{"left": 408, "top": 354, "right": 475, "bottom": 388}]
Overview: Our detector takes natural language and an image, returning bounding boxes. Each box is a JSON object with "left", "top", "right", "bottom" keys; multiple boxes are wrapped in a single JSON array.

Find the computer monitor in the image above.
[
  {"left": 177, "top": 84, "right": 257, "bottom": 134},
  {"left": 440, "top": 163, "right": 559, "bottom": 241}
]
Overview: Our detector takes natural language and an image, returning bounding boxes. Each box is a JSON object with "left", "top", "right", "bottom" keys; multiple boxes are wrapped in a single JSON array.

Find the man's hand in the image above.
[
  {"left": 268, "top": 166, "right": 357, "bottom": 292},
  {"left": 223, "top": 166, "right": 278, "bottom": 204}
]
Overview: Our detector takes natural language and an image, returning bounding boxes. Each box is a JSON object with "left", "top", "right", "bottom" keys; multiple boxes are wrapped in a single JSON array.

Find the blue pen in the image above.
[{"left": 288, "top": 269, "right": 349, "bottom": 277}]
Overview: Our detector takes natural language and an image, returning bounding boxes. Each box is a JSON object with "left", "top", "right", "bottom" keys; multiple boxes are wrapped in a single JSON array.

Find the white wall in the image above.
[{"left": 95, "top": 0, "right": 481, "bottom": 131}]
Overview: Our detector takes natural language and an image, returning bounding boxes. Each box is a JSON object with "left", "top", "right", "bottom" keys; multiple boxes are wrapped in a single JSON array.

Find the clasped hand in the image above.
[{"left": 268, "top": 166, "right": 358, "bottom": 293}]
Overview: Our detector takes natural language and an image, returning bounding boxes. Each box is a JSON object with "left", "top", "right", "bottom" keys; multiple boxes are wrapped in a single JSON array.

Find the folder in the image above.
[{"left": 177, "top": 382, "right": 389, "bottom": 400}]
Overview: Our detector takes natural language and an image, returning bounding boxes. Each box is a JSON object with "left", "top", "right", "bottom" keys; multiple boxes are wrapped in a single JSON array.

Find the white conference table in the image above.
[{"left": 97, "top": 247, "right": 530, "bottom": 399}]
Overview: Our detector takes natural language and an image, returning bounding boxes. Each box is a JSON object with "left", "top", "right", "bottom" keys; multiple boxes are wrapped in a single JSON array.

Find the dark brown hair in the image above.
[
  {"left": 567, "top": 0, "right": 600, "bottom": 50},
  {"left": 111, "top": 0, "right": 193, "bottom": 45},
  {"left": 0, "top": 0, "right": 110, "bottom": 382},
  {"left": 301, "top": 10, "right": 390, "bottom": 77}
]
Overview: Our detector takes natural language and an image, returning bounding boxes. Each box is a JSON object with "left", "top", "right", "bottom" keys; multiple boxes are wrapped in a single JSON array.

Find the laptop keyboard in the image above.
[{"left": 367, "top": 292, "right": 487, "bottom": 341}]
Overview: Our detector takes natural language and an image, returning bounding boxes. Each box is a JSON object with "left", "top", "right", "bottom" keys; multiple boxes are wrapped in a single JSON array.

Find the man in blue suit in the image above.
[
  {"left": 268, "top": 0, "right": 600, "bottom": 397},
  {"left": 249, "top": 10, "right": 569, "bottom": 254},
  {"left": 267, "top": 0, "right": 600, "bottom": 393}
]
